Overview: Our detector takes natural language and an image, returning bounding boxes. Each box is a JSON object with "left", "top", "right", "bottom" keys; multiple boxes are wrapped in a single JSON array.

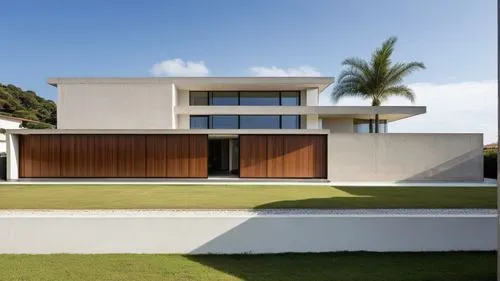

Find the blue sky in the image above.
[{"left": 1, "top": 0, "right": 497, "bottom": 142}]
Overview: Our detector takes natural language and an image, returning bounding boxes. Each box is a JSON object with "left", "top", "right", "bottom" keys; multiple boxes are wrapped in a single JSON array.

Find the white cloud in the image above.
[
  {"left": 319, "top": 80, "right": 498, "bottom": 144},
  {"left": 150, "top": 58, "right": 209, "bottom": 77},
  {"left": 249, "top": 66, "right": 321, "bottom": 77}
]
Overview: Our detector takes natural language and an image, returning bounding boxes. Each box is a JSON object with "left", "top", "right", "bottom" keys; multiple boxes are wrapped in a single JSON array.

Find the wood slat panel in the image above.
[
  {"left": 117, "top": 135, "right": 146, "bottom": 177},
  {"left": 29, "top": 135, "right": 42, "bottom": 177},
  {"left": 146, "top": 135, "right": 168, "bottom": 177},
  {"left": 167, "top": 135, "right": 190, "bottom": 177},
  {"left": 60, "top": 135, "right": 95, "bottom": 177},
  {"left": 240, "top": 135, "right": 267, "bottom": 178},
  {"left": 282, "top": 135, "right": 326, "bottom": 178},
  {"left": 267, "top": 135, "right": 284, "bottom": 178},
  {"left": 188, "top": 135, "right": 208, "bottom": 178},
  {"left": 313, "top": 136, "right": 327, "bottom": 178},
  {"left": 39, "top": 135, "right": 60, "bottom": 177},
  {"left": 283, "top": 135, "right": 300, "bottom": 177},
  {"left": 19, "top": 135, "right": 30, "bottom": 177},
  {"left": 94, "top": 135, "right": 118, "bottom": 177}
]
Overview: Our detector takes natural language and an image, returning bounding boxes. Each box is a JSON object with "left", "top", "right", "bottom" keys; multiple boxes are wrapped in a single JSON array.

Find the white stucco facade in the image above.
[
  {"left": 50, "top": 77, "right": 429, "bottom": 132},
  {"left": 57, "top": 82, "right": 175, "bottom": 129}
]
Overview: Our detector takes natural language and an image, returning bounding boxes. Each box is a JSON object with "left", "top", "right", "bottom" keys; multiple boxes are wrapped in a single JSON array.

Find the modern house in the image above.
[{"left": 6, "top": 77, "right": 483, "bottom": 181}]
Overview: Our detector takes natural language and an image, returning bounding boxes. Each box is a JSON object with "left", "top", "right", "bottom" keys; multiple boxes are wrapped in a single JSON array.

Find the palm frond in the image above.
[
  {"left": 383, "top": 85, "right": 416, "bottom": 103},
  {"left": 332, "top": 36, "right": 424, "bottom": 106},
  {"left": 384, "top": 62, "right": 425, "bottom": 87}
]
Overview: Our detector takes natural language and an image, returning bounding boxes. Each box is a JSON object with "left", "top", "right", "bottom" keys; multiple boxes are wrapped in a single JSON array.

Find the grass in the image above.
[
  {"left": 0, "top": 252, "right": 495, "bottom": 281},
  {"left": 0, "top": 185, "right": 495, "bottom": 209}
]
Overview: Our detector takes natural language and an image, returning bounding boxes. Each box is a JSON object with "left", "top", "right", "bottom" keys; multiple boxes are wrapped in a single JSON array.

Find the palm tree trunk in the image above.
[{"left": 374, "top": 114, "right": 379, "bottom": 133}]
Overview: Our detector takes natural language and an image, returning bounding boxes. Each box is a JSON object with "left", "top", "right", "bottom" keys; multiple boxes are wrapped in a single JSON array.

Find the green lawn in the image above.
[
  {"left": 0, "top": 185, "right": 495, "bottom": 209},
  {"left": 0, "top": 252, "right": 495, "bottom": 281}
]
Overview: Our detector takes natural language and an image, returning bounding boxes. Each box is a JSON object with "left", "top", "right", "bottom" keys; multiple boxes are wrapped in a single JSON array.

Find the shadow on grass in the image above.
[
  {"left": 253, "top": 186, "right": 497, "bottom": 209},
  {"left": 186, "top": 252, "right": 496, "bottom": 281}
]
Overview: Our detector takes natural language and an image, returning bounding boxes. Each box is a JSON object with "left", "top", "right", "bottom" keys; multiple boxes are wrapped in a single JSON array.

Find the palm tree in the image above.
[{"left": 331, "top": 36, "right": 425, "bottom": 133}]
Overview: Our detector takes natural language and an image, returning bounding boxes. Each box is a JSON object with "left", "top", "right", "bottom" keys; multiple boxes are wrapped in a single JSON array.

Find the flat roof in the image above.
[
  {"left": 47, "top": 77, "right": 335, "bottom": 92},
  {"left": 6, "top": 129, "right": 330, "bottom": 135}
]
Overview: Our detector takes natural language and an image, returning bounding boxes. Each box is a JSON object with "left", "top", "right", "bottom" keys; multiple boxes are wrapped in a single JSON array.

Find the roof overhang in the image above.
[
  {"left": 315, "top": 106, "right": 427, "bottom": 122},
  {"left": 175, "top": 106, "right": 426, "bottom": 122},
  {"left": 6, "top": 129, "right": 330, "bottom": 135},
  {"left": 47, "top": 77, "right": 335, "bottom": 92}
]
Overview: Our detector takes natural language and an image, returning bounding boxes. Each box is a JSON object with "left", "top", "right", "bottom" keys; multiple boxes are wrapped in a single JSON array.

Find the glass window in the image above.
[
  {"left": 281, "top": 115, "right": 300, "bottom": 129},
  {"left": 210, "top": 115, "right": 238, "bottom": 129},
  {"left": 281, "top": 91, "right": 300, "bottom": 106},
  {"left": 240, "top": 115, "right": 280, "bottom": 129},
  {"left": 240, "top": 92, "right": 279, "bottom": 106},
  {"left": 211, "top": 92, "right": 238, "bottom": 105},
  {"left": 354, "top": 119, "right": 387, "bottom": 133},
  {"left": 190, "top": 92, "right": 208, "bottom": 106},
  {"left": 190, "top": 116, "right": 208, "bottom": 129}
]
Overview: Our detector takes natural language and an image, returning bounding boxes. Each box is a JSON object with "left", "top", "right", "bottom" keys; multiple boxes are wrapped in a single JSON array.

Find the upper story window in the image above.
[
  {"left": 240, "top": 92, "right": 279, "bottom": 106},
  {"left": 189, "top": 91, "right": 300, "bottom": 106},
  {"left": 190, "top": 115, "right": 301, "bottom": 129},
  {"left": 211, "top": 92, "right": 238, "bottom": 105},
  {"left": 353, "top": 119, "right": 388, "bottom": 133},
  {"left": 190, "top": 91, "right": 209, "bottom": 106},
  {"left": 240, "top": 115, "right": 280, "bottom": 129},
  {"left": 281, "top": 91, "right": 300, "bottom": 106}
]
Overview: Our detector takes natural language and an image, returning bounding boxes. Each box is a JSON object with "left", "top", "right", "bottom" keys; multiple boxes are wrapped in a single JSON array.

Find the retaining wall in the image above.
[{"left": 0, "top": 210, "right": 495, "bottom": 254}]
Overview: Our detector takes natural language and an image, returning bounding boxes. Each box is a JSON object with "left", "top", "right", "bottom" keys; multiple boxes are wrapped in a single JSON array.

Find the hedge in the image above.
[{"left": 484, "top": 150, "right": 497, "bottom": 179}]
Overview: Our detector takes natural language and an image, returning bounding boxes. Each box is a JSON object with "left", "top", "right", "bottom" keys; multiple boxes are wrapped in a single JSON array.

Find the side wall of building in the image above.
[
  {"left": 327, "top": 133, "right": 483, "bottom": 182},
  {"left": 57, "top": 83, "right": 175, "bottom": 129},
  {"left": 321, "top": 118, "right": 354, "bottom": 133}
]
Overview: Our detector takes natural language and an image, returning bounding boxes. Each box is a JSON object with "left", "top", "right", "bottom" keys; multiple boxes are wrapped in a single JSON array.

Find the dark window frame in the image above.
[
  {"left": 190, "top": 114, "right": 302, "bottom": 129},
  {"left": 189, "top": 115, "right": 209, "bottom": 129},
  {"left": 189, "top": 91, "right": 301, "bottom": 106}
]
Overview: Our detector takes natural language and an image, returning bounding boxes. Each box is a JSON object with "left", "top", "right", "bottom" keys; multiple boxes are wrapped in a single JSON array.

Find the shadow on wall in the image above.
[
  {"left": 399, "top": 148, "right": 484, "bottom": 182},
  {"left": 184, "top": 210, "right": 496, "bottom": 280}
]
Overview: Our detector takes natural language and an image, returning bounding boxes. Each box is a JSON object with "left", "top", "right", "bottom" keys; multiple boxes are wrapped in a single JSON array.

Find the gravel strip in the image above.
[{"left": 0, "top": 209, "right": 495, "bottom": 217}]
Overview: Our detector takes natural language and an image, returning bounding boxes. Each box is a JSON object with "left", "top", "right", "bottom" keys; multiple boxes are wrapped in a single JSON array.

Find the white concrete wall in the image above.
[
  {"left": 171, "top": 84, "right": 178, "bottom": 128},
  {"left": 176, "top": 89, "right": 190, "bottom": 129},
  {"left": 305, "top": 88, "right": 320, "bottom": 128},
  {"left": 305, "top": 114, "right": 319, "bottom": 129},
  {"left": 0, "top": 119, "right": 22, "bottom": 153},
  {"left": 328, "top": 133, "right": 484, "bottom": 182},
  {"left": 305, "top": 88, "right": 319, "bottom": 106},
  {"left": 57, "top": 83, "right": 175, "bottom": 129},
  {"left": 0, "top": 212, "right": 495, "bottom": 254},
  {"left": 322, "top": 118, "right": 354, "bottom": 133},
  {"left": 6, "top": 133, "right": 19, "bottom": 180}
]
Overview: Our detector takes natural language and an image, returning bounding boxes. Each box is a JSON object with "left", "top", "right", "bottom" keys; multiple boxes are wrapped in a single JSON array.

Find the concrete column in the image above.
[
  {"left": 171, "top": 84, "right": 178, "bottom": 129},
  {"left": 6, "top": 133, "right": 19, "bottom": 180},
  {"left": 306, "top": 115, "right": 320, "bottom": 129},
  {"left": 176, "top": 89, "right": 190, "bottom": 129},
  {"left": 306, "top": 88, "right": 319, "bottom": 106}
]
